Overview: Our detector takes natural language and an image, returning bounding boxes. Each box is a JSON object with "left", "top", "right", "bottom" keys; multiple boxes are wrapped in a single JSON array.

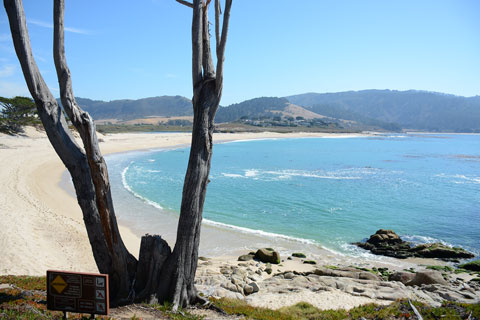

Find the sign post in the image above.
[{"left": 47, "top": 270, "right": 109, "bottom": 317}]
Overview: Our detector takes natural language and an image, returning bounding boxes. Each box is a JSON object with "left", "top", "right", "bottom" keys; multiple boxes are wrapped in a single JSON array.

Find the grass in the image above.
[
  {"left": 3, "top": 275, "right": 480, "bottom": 319},
  {"left": 212, "top": 298, "right": 480, "bottom": 320},
  {"left": 426, "top": 265, "right": 455, "bottom": 272}
]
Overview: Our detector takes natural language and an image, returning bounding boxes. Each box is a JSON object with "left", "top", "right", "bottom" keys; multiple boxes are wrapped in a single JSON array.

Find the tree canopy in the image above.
[{"left": 0, "top": 96, "right": 40, "bottom": 134}]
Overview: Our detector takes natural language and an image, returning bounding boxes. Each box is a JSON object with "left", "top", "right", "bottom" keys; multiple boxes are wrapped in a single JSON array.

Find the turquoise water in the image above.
[{"left": 114, "top": 134, "right": 480, "bottom": 256}]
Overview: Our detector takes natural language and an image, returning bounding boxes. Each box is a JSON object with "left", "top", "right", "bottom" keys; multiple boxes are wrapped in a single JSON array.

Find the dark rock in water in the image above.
[
  {"left": 354, "top": 229, "right": 475, "bottom": 261},
  {"left": 409, "top": 243, "right": 475, "bottom": 260},
  {"left": 292, "top": 252, "right": 307, "bottom": 258},
  {"left": 406, "top": 270, "right": 449, "bottom": 286},
  {"left": 459, "top": 260, "right": 480, "bottom": 271},
  {"left": 255, "top": 248, "right": 280, "bottom": 264}
]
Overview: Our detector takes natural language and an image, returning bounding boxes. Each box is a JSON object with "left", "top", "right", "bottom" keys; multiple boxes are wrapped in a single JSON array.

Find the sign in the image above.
[{"left": 47, "top": 270, "right": 109, "bottom": 316}]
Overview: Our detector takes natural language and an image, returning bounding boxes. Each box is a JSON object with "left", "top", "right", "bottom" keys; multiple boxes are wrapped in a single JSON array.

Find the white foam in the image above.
[
  {"left": 121, "top": 163, "right": 163, "bottom": 210},
  {"left": 435, "top": 173, "right": 480, "bottom": 184},
  {"left": 202, "top": 218, "right": 317, "bottom": 245}
]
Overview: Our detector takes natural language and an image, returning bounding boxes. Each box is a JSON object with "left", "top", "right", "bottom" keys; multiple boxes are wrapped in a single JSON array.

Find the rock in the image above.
[
  {"left": 389, "top": 271, "right": 416, "bottom": 284},
  {"left": 410, "top": 243, "right": 475, "bottom": 260},
  {"left": 243, "top": 284, "right": 254, "bottom": 295},
  {"left": 367, "top": 229, "right": 402, "bottom": 245},
  {"left": 292, "top": 252, "right": 307, "bottom": 258},
  {"left": 406, "top": 271, "right": 449, "bottom": 286},
  {"left": 238, "top": 254, "right": 255, "bottom": 261},
  {"left": 255, "top": 248, "right": 280, "bottom": 264},
  {"left": 284, "top": 272, "right": 295, "bottom": 280},
  {"left": 355, "top": 230, "right": 475, "bottom": 261},
  {"left": 249, "top": 282, "right": 259, "bottom": 293},
  {"left": 313, "top": 267, "right": 382, "bottom": 281},
  {"left": 303, "top": 260, "right": 317, "bottom": 265},
  {"left": 459, "top": 260, "right": 480, "bottom": 271},
  {"left": 265, "top": 263, "right": 273, "bottom": 275}
]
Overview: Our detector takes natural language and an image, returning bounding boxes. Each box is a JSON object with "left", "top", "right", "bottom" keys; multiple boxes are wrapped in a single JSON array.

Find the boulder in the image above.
[
  {"left": 406, "top": 270, "right": 449, "bottom": 286},
  {"left": 292, "top": 252, "right": 307, "bottom": 258},
  {"left": 238, "top": 254, "right": 254, "bottom": 261},
  {"left": 410, "top": 243, "right": 475, "bottom": 260},
  {"left": 313, "top": 267, "right": 382, "bottom": 281},
  {"left": 459, "top": 260, "right": 480, "bottom": 272},
  {"left": 355, "top": 230, "right": 475, "bottom": 261},
  {"left": 255, "top": 248, "right": 280, "bottom": 264},
  {"left": 389, "top": 271, "right": 416, "bottom": 284}
]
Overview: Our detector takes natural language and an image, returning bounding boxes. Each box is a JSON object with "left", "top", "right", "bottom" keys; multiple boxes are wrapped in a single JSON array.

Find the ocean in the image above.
[{"left": 106, "top": 133, "right": 480, "bottom": 258}]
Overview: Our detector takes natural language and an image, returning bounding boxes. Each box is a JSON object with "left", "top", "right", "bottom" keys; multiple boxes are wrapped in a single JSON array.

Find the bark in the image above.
[
  {"left": 158, "top": 0, "right": 232, "bottom": 310},
  {"left": 52, "top": 0, "right": 138, "bottom": 304}
]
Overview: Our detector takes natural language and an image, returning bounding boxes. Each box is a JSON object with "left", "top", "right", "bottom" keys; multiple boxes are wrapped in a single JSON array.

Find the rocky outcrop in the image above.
[
  {"left": 405, "top": 270, "right": 449, "bottom": 286},
  {"left": 355, "top": 229, "right": 475, "bottom": 261},
  {"left": 459, "top": 260, "right": 480, "bottom": 271}
]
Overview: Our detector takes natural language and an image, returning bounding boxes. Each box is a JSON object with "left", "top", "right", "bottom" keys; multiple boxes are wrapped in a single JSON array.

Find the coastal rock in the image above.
[
  {"left": 292, "top": 252, "right": 307, "bottom": 258},
  {"left": 459, "top": 260, "right": 480, "bottom": 271},
  {"left": 238, "top": 254, "right": 254, "bottom": 261},
  {"left": 255, "top": 248, "right": 280, "bottom": 264},
  {"left": 410, "top": 243, "right": 475, "bottom": 260},
  {"left": 355, "top": 229, "right": 475, "bottom": 261},
  {"left": 313, "top": 267, "right": 382, "bottom": 281},
  {"left": 389, "top": 271, "right": 416, "bottom": 284},
  {"left": 406, "top": 271, "right": 449, "bottom": 287}
]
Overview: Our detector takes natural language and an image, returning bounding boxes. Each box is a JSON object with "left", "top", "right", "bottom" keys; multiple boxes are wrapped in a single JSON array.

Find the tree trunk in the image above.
[{"left": 5, "top": 0, "right": 232, "bottom": 309}]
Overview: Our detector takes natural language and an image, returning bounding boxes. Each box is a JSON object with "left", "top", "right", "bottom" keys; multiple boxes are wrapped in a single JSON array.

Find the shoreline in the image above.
[{"left": 1, "top": 128, "right": 374, "bottom": 276}]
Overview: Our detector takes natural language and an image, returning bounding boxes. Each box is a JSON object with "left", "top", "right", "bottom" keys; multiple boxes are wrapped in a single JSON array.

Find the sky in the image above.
[{"left": 0, "top": 0, "right": 479, "bottom": 106}]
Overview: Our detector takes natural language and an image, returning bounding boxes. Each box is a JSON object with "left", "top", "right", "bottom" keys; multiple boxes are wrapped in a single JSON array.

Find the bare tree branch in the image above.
[
  {"left": 191, "top": 0, "right": 203, "bottom": 89},
  {"left": 214, "top": 0, "right": 221, "bottom": 51},
  {"left": 176, "top": 0, "right": 193, "bottom": 8},
  {"left": 202, "top": 2, "right": 215, "bottom": 78},
  {"left": 215, "top": 0, "right": 232, "bottom": 94}
]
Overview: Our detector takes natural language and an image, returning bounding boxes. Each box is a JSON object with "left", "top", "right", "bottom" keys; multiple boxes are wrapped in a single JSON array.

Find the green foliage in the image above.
[
  {"left": 426, "top": 265, "right": 455, "bottom": 272},
  {"left": 212, "top": 298, "right": 480, "bottom": 320},
  {"left": 0, "top": 275, "right": 45, "bottom": 291},
  {"left": 0, "top": 96, "right": 40, "bottom": 134}
]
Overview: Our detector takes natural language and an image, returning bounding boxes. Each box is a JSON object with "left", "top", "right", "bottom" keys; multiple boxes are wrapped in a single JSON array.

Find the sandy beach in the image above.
[
  {"left": 3, "top": 127, "right": 479, "bottom": 311},
  {"left": 0, "top": 127, "right": 364, "bottom": 274}
]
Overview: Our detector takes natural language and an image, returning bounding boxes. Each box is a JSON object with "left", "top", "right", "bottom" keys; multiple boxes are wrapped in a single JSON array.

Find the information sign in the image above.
[{"left": 46, "top": 270, "right": 109, "bottom": 316}]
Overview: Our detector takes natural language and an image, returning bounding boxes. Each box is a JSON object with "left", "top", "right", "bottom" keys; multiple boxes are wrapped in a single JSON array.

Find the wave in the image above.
[
  {"left": 435, "top": 173, "right": 480, "bottom": 184},
  {"left": 121, "top": 163, "right": 163, "bottom": 210},
  {"left": 202, "top": 218, "right": 318, "bottom": 245},
  {"left": 219, "top": 168, "right": 377, "bottom": 181}
]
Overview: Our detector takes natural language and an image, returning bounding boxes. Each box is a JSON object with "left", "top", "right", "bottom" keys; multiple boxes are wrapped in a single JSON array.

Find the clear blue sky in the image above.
[{"left": 0, "top": 0, "right": 479, "bottom": 105}]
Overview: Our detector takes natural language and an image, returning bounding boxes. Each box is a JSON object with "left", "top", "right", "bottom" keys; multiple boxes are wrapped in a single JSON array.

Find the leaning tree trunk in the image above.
[
  {"left": 159, "top": 0, "right": 232, "bottom": 309},
  {"left": 4, "top": 0, "right": 171, "bottom": 306}
]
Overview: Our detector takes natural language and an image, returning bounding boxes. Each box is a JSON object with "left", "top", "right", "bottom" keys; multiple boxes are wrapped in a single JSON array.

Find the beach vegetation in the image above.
[
  {"left": 0, "top": 96, "right": 40, "bottom": 135},
  {"left": 212, "top": 298, "right": 480, "bottom": 320},
  {"left": 426, "top": 265, "right": 455, "bottom": 272}
]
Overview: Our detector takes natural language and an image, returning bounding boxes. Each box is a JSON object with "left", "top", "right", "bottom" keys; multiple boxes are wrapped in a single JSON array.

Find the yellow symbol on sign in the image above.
[{"left": 51, "top": 275, "right": 68, "bottom": 294}]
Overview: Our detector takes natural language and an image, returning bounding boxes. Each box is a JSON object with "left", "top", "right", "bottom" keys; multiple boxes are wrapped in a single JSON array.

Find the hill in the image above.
[
  {"left": 75, "top": 96, "right": 193, "bottom": 121},
  {"left": 287, "top": 90, "right": 480, "bottom": 132}
]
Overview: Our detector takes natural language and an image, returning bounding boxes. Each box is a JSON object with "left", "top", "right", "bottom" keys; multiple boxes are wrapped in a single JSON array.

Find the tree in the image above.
[
  {"left": 0, "top": 96, "right": 39, "bottom": 134},
  {"left": 4, "top": 0, "right": 232, "bottom": 309}
]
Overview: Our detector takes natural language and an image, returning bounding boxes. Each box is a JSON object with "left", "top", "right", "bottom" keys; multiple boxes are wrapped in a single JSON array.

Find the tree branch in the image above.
[
  {"left": 176, "top": 0, "right": 193, "bottom": 8},
  {"left": 215, "top": 0, "right": 232, "bottom": 95},
  {"left": 214, "top": 0, "right": 221, "bottom": 52},
  {"left": 191, "top": 0, "right": 203, "bottom": 91},
  {"left": 202, "top": 2, "right": 215, "bottom": 78}
]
